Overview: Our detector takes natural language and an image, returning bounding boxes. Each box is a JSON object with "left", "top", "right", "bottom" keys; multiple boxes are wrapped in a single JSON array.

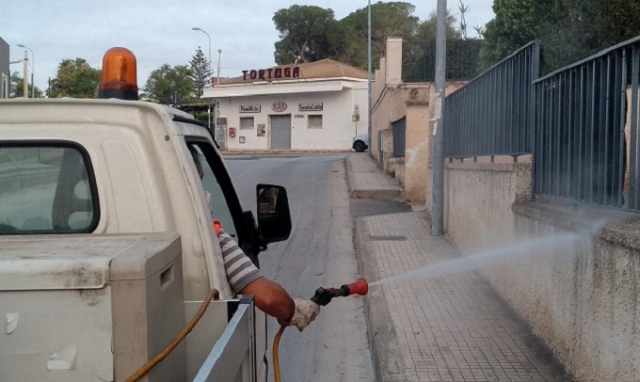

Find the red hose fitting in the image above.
[
  {"left": 310, "top": 278, "right": 369, "bottom": 306},
  {"left": 347, "top": 278, "right": 369, "bottom": 296}
]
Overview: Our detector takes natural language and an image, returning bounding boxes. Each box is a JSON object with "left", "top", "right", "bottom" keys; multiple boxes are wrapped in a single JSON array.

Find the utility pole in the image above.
[
  {"left": 216, "top": 50, "right": 221, "bottom": 88},
  {"left": 431, "top": 0, "right": 447, "bottom": 236},
  {"left": 367, "top": 0, "right": 372, "bottom": 152},
  {"left": 215, "top": 49, "right": 221, "bottom": 147},
  {"left": 22, "top": 51, "right": 28, "bottom": 98},
  {"left": 18, "top": 45, "right": 35, "bottom": 98}
]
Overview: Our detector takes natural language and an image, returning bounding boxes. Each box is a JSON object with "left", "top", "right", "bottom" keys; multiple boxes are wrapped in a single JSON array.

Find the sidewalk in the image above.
[
  {"left": 347, "top": 153, "right": 405, "bottom": 202},
  {"left": 346, "top": 154, "right": 572, "bottom": 382}
]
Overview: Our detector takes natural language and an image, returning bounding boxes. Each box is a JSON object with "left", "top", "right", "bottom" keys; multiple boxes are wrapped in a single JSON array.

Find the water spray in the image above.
[{"left": 273, "top": 278, "right": 369, "bottom": 382}]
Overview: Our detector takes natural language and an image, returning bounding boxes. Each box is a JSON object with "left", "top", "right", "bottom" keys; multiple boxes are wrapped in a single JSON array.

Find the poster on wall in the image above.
[{"left": 257, "top": 124, "right": 266, "bottom": 137}]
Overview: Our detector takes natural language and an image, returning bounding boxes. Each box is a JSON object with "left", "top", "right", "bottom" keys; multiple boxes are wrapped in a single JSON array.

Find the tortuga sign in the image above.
[{"left": 243, "top": 67, "right": 301, "bottom": 81}]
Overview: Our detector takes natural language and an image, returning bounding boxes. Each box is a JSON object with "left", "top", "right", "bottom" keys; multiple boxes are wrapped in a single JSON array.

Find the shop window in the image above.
[
  {"left": 240, "top": 117, "right": 254, "bottom": 130},
  {"left": 308, "top": 115, "right": 323, "bottom": 129}
]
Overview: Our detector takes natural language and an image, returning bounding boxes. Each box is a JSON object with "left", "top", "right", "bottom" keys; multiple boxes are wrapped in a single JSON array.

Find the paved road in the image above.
[{"left": 226, "top": 154, "right": 374, "bottom": 382}]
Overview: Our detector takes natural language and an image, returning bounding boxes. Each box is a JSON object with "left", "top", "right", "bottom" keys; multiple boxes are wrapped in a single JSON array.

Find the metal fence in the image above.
[
  {"left": 403, "top": 39, "right": 483, "bottom": 83},
  {"left": 392, "top": 117, "right": 406, "bottom": 157},
  {"left": 444, "top": 42, "right": 540, "bottom": 158},
  {"left": 532, "top": 36, "right": 640, "bottom": 210}
]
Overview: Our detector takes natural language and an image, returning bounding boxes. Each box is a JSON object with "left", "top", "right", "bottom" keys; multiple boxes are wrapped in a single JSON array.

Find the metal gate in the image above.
[
  {"left": 391, "top": 117, "right": 406, "bottom": 157},
  {"left": 378, "top": 130, "right": 384, "bottom": 171},
  {"left": 270, "top": 115, "right": 291, "bottom": 150}
]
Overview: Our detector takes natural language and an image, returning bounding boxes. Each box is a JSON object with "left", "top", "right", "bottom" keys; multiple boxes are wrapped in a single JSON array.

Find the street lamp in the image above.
[
  {"left": 192, "top": 27, "right": 213, "bottom": 132},
  {"left": 192, "top": 27, "right": 212, "bottom": 72},
  {"left": 17, "top": 44, "right": 34, "bottom": 98}
]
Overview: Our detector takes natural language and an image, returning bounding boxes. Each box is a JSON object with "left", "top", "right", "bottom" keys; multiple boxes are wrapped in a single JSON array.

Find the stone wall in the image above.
[{"left": 441, "top": 161, "right": 640, "bottom": 382}]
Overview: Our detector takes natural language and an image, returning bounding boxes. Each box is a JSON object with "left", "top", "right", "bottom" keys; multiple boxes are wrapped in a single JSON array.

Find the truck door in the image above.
[
  {"left": 184, "top": 138, "right": 269, "bottom": 381},
  {"left": 184, "top": 139, "right": 261, "bottom": 266}
]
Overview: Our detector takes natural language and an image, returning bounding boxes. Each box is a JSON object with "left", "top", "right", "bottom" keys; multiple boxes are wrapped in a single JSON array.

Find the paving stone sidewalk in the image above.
[
  {"left": 347, "top": 154, "right": 573, "bottom": 382},
  {"left": 347, "top": 153, "right": 405, "bottom": 202}
]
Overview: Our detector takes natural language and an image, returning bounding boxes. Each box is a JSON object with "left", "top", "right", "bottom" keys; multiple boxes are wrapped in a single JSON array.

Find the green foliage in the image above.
[
  {"left": 9, "top": 71, "right": 43, "bottom": 98},
  {"left": 190, "top": 47, "right": 211, "bottom": 97},
  {"left": 193, "top": 112, "right": 209, "bottom": 123},
  {"left": 272, "top": 2, "right": 424, "bottom": 69},
  {"left": 273, "top": 5, "right": 336, "bottom": 64},
  {"left": 480, "top": 0, "right": 640, "bottom": 72},
  {"left": 48, "top": 58, "right": 101, "bottom": 98},
  {"left": 403, "top": 10, "right": 461, "bottom": 72},
  {"left": 143, "top": 64, "right": 196, "bottom": 105},
  {"left": 342, "top": 2, "right": 419, "bottom": 57}
]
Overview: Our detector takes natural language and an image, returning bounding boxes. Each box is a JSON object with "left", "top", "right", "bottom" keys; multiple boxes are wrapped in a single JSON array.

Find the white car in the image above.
[{"left": 352, "top": 134, "right": 369, "bottom": 152}]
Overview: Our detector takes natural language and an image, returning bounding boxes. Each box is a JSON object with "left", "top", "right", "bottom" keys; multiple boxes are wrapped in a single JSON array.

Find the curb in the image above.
[
  {"left": 345, "top": 154, "right": 405, "bottom": 203},
  {"left": 354, "top": 217, "right": 407, "bottom": 382},
  {"left": 221, "top": 150, "right": 352, "bottom": 156},
  {"left": 345, "top": 156, "right": 407, "bottom": 382},
  {"left": 350, "top": 188, "right": 405, "bottom": 203},
  {"left": 345, "top": 155, "right": 356, "bottom": 196}
]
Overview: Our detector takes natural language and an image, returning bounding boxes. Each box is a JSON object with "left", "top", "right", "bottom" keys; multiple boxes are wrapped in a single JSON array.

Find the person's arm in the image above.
[
  {"left": 218, "top": 228, "right": 293, "bottom": 319},
  {"left": 240, "top": 277, "right": 295, "bottom": 322},
  {"left": 218, "top": 228, "right": 319, "bottom": 330}
]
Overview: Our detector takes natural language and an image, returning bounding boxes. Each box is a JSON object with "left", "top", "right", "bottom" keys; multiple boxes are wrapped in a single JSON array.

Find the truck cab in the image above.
[{"left": 0, "top": 49, "right": 288, "bottom": 382}]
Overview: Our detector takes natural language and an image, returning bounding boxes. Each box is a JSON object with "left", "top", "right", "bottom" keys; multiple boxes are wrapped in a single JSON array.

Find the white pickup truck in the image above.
[{"left": 0, "top": 97, "right": 292, "bottom": 381}]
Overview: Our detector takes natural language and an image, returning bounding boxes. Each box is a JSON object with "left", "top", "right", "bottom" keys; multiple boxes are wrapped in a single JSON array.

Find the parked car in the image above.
[{"left": 352, "top": 134, "right": 369, "bottom": 152}]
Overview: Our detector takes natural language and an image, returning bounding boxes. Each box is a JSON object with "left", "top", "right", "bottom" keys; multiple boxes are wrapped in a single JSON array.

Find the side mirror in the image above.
[{"left": 256, "top": 184, "right": 292, "bottom": 244}]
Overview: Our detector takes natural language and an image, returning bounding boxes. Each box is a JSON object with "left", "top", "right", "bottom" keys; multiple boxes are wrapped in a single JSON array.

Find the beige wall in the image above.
[
  {"left": 441, "top": 161, "right": 640, "bottom": 382},
  {"left": 404, "top": 90, "right": 431, "bottom": 203}
]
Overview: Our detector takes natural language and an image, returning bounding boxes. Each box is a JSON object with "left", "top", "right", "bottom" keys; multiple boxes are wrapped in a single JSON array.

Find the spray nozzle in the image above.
[
  {"left": 310, "top": 278, "right": 369, "bottom": 306},
  {"left": 346, "top": 278, "right": 369, "bottom": 296}
]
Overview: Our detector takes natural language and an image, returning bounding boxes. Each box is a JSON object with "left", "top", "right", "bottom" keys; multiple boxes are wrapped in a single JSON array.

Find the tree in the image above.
[
  {"left": 273, "top": 5, "right": 336, "bottom": 64},
  {"left": 272, "top": 2, "right": 422, "bottom": 69},
  {"left": 190, "top": 47, "right": 211, "bottom": 97},
  {"left": 479, "top": 0, "right": 640, "bottom": 72},
  {"left": 48, "top": 58, "right": 101, "bottom": 98},
  {"left": 341, "top": 2, "right": 419, "bottom": 59},
  {"left": 404, "top": 10, "right": 460, "bottom": 66},
  {"left": 9, "top": 71, "right": 43, "bottom": 98},
  {"left": 143, "top": 64, "right": 196, "bottom": 105}
]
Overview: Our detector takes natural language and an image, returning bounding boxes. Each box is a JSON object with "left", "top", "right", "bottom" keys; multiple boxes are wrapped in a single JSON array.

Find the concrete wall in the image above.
[
  {"left": 404, "top": 89, "right": 431, "bottom": 203},
  {"left": 370, "top": 39, "right": 433, "bottom": 196},
  {"left": 441, "top": 161, "right": 640, "bottom": 382},
  {"left": 216, "top": 82, "right": 367, "bottom": 151}
]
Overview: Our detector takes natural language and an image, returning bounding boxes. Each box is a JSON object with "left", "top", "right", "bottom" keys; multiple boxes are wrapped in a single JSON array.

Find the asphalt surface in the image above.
[{"left": 226, "top": 154, "right": 375, "bottom": 382}]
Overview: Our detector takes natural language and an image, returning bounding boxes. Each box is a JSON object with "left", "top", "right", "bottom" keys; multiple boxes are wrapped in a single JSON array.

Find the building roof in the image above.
[{"left": 221, "top": 58, "right": 368, "bottom": 86}]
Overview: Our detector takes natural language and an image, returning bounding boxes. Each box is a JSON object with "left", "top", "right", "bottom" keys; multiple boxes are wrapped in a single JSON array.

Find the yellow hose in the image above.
[
  {"left": 125, "top": 289, "right": 219, "bottom": 382},
  {"left": 273, "top": 325, "right": 286, "bottom": 382}
]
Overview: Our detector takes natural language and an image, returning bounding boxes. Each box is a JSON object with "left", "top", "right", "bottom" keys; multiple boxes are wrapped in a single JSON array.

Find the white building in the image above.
[{"left": 203, "top": 59, "right": 369, "bottom": 151}]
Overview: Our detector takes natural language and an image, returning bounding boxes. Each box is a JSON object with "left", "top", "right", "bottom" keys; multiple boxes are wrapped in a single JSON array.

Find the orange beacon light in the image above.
[{"left": 98, "top": 47, "right": 139, "bottom": 100}]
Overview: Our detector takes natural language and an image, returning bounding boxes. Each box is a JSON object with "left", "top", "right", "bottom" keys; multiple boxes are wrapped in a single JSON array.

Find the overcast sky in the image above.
[{"left": 2, "top": 0, "right": 494, "bottom": 92}]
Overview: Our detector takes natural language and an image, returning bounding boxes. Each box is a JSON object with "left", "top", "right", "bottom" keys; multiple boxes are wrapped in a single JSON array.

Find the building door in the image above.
[{"left": 271, "top": 115, "right": 291, "bottom": 150}]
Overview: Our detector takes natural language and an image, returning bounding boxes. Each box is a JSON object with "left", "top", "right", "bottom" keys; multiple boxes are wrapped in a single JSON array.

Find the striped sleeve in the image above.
[{"left": 217, "top": 228, "right": 262, "bottom": 294}]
